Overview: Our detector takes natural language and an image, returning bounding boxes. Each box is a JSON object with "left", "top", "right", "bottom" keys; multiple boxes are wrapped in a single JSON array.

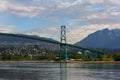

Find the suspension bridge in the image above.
[{"left": 0, "top": 26, "right": 104, "bottom": 61}]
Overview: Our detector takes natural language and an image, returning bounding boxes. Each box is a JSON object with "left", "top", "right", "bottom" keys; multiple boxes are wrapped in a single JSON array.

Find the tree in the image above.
[
  {"left": 114, "top": 52, "right": 120, "bottom": 61},
  {"left": 100, "top": 54, "right": 107, "bottom": 61}
]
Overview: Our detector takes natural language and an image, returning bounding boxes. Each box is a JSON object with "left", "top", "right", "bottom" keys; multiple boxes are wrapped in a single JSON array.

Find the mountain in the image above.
[
  {"left": 75, "top": 28, "right": 120, "bottom": 49},
  {"left": 0, "top": 33, "right": 58, "bottom": 48}
]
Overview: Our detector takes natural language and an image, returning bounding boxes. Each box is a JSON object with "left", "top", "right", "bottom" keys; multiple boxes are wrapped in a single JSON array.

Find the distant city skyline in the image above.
[{"left": 0, "top": 0, "right": 120, "bottom": 43}]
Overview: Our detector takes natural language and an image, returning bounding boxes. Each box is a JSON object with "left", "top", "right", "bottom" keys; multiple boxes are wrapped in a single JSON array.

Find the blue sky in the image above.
[{"left": 0, "top": 0, "right": 120, "bottom": 43}]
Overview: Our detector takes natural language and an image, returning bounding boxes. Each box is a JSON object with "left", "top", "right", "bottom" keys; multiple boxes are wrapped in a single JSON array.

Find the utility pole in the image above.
[{"left": 60, "top": 26, "right": 67, "bottom": 61}]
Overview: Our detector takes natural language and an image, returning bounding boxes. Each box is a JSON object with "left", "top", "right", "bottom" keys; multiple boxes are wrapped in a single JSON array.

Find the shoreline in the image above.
[{"left": 0, "top": 60, "right": 120, "bottom": 64}]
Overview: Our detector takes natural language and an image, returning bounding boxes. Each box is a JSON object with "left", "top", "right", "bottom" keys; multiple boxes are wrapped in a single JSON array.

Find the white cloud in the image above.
[
  {"left": 0, "top": 0, "right": 120, "bottom": 23},
  {"left": 109, "top": 0, "right": 120, "bottom": 5},
  {"left": 24, "top": 27, "right": 60, "bottom": 41},
  {"left": 111, "top": 12, "right": 120, "bottom": 16},
  {"left": 89, "top": 0, "right": 104, "bottom": 4},
  {"left": 0, "top": 0, "right": 8, "bottom": 12},
  {"left": 0, "top": 25, "right": 16, "bottom": 33},
  {"left": 0, "top": 0, "right": 45, "bottom": 18},
  {"left": 57, "top": 0, "right": 82, "bottom": 8},
  {"left": 10, "top": 4, "right": 45, "bottom": 18}
]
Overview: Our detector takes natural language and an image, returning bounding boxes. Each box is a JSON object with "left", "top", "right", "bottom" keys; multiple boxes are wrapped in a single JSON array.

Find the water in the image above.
[{"left": 0, "top": 62, "right": 120, "bottom": 80}]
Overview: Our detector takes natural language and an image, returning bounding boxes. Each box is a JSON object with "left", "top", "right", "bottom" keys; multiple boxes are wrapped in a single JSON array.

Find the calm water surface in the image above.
[{"left": 0, "top": 62, "right": 120, "bottom": 80}]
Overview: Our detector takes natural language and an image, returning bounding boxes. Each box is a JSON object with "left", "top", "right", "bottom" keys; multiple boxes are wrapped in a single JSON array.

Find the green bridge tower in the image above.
[{"left": 60, "top": 26, "right": 67, "bottom": 61}]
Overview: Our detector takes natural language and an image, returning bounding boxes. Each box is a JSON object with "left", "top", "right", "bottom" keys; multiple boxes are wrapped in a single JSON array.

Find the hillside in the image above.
[
  {"left": 0, "top": 33, "right": 58, "bottom": 48},
  {"left": 75, "top": 28, "right": 120, "bottom": 49}
]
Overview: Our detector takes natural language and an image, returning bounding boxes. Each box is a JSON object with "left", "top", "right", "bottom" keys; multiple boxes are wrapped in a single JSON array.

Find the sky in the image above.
[{"left": 0, "top": 0, "right": 120, "bottom": 43}]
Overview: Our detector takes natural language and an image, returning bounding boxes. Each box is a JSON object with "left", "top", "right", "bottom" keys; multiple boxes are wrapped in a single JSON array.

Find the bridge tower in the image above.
[{"left": 60, "top": 26, "right": 67, "bottom": 61}]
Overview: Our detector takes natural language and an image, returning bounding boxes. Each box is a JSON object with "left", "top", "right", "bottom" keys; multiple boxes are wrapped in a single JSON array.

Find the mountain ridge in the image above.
[
  {"left": 75, "top": 28, "right": 120, "bottom": 49},
  {"left": 0, "top": 33, "right": 59, "bottom": 48}
]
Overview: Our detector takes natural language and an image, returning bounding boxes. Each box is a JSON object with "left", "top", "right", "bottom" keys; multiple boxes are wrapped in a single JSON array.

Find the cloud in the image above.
[
  {"left": 89, "top": 0, "right": 104, "bottom": 4},
  {"left": 57, "top": 0, "right": 82, "bottom": 8},
  {"left": 10, "top": 5, "right": 45, "bottom": 18},
  {"left": 23, "top": 27, "right": 60, "bottom": 41},
  {"left": 0, "top": 0, "right": 8, "bottom": 12},
  {"left": 0, "top": 0, "right": 120, "bottom": 23},
  {"left": 0, "top": 0, "right": 45, "bottom": 18},
  {"left": 109, "top": 0, "right": 120, "bottom": 5},
  {"left": 0, "top": 24, "right": 16, "bottom": 33}
]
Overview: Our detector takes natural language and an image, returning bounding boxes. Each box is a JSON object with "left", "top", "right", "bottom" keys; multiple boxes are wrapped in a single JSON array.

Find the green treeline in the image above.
[
  {"left": 0, "top": 52, "right": 120, "bottom": 61},
  {"left": 0, "top": 45, "right": 120, "bottom": 61},
  {"left": 0, "top": 53, "right": 59, "bottom": 61}
]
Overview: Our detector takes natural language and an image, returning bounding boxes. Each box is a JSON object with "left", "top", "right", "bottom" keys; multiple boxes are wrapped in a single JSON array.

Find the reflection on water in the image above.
[
  {"left": 0, "top": 62, "right": 119, "bottom": 80},
  {"left": 60, "top": 62, "right": 67, "bottom": 80}
]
